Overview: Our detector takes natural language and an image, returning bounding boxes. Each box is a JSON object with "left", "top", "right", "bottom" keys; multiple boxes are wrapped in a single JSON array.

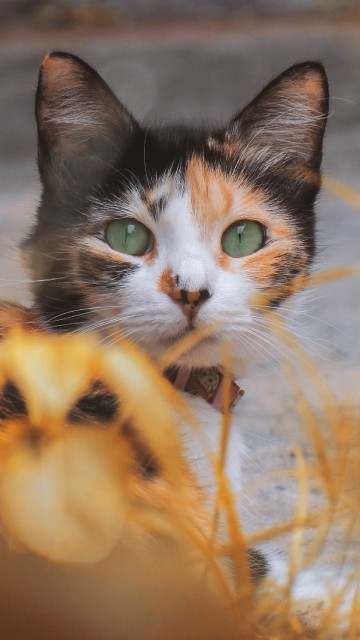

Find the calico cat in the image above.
[
  {"left": 19, "top": 51, "right": 328, "bottom": 479},
  {"left": 26, "top": 52, "right": 328, "bottom": 342},
  {"left": 2, "top": 53, "right": 328, "bottom": 585}
]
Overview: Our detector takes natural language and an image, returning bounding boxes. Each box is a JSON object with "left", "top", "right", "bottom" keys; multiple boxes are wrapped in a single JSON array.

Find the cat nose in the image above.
[{"left": 170, "top": 287, "right": 211, "bottom": 319}]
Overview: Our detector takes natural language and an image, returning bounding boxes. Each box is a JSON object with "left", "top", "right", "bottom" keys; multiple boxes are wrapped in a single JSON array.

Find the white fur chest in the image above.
[{"left": 179, "top": 392, "right": 245, "bottom": 503}]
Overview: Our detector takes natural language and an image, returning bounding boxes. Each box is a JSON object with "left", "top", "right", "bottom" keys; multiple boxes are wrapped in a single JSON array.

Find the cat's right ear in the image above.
[
  {"left": 36, "top": 51, "right": 138, "bottom": 198},
  {"left": 220, "top": 62, "right": 329, "bottom": 175}
]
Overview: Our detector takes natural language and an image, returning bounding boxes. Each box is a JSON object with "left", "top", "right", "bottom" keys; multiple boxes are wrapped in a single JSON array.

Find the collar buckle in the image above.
[{"left": 165, "top": 366, "right": 244, "bottom": 412}]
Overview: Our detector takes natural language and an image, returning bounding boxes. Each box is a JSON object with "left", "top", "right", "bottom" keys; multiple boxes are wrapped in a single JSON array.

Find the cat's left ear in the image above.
[
  {"left": 223, "top": 62, "right": 329, "bottom": 172},
  {"left": 36, "top": 51, "right": 139, "bottom": 198}
]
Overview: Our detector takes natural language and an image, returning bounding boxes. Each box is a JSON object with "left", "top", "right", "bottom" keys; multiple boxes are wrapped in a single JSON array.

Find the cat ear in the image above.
[
  {"left": 224, "top": 62, "right": 328, "bottom": 172},
  {"left": 36, "top": 51, "right": 138, "bottom": 197}
]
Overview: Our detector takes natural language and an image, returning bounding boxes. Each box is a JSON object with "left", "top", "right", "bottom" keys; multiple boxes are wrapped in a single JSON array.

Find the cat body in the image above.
[
  {"left": 20, "top": 51, "right": 328, "bottom": 500},
  {"left": 1, "top": 54, "right": 329, "bottom": 594}
]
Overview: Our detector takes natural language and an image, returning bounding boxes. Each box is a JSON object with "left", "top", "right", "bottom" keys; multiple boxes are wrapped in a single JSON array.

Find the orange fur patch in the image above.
[
  {"left": 185, "top": 156, "right": 304, "bottom": 287},
  {"left": 82, "top": 243, "right": 132, "bottom": 264},
  {"left": 41, "top": 54, "right": 80, "bottom": 101},
  {"left": 244, "top": 245, "right": 307, "bottom": 286},
  {"left": 218, "top": 236, "right": 307, "bottom": 294},
  {"left": 207, "top": 135, "right": 241, "bottom": 158},
  {"left": 186, "top": 157, "right": 279, "bottom": 251},
  {"left": 0, "top": 303, "right": 39, "bottom": 339},
  {"left": 303, "top": 74, "right": 324, "bottom": 102},
  {"left": 186, "top": 157, "right": 234, "bottom": 231},
  {"left": 158, "top": 267, "right": 175, "bottom": 296},
  {"left": 158, "top": 268, "right": 203, "bottom": 304},
  {"left": 81, "top": 240, "right": 157, "bottom": 264},
  {"left": 186, "top": 291, "right": 200, "bottom": 303}
]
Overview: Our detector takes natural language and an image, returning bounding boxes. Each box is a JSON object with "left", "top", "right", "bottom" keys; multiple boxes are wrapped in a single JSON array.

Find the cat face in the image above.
[{"left": 23, "top": 52, "right": 328, "bottom": 369}]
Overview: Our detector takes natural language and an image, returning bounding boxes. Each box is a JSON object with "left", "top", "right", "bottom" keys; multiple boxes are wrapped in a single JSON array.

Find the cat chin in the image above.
[
  {"left": 137, "top": 330, "right": 248, "bottom": 372},
  {"left": 141, "top": 334, "right": 222, "bottom": 369},
  {"left": 178, "top": 350, "right": 248, "bottom": 376},
  {"left": 174, "top": 337, "right": 234, "bottom": 369}
]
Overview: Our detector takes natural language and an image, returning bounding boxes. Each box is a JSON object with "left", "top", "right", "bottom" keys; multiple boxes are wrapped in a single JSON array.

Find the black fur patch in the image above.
[
  {"left": 78, "top": 251, "right": 139, "bottom": 289},
  {"left": 122, "top": 421, "right": 160, "bottom": 479},
  {"left": 148, "top": 195, "right": 168, "bottom": 221},
  {"left": 68, "top": 381, "right": 119, "bottom": 423},
  {"left": 247, "top": 547, "right": 269, "bottom": 582},
  {"left": 0, "top": 382, "right": 27, "bottom": 420},
  {"left": 34, "top": 288, "right": 90, "bottom": 332}
]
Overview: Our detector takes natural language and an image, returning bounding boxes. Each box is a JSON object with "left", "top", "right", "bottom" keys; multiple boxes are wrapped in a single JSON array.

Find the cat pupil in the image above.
[{"left": 237, "top": 224, "right": 245, "bottom": 242}]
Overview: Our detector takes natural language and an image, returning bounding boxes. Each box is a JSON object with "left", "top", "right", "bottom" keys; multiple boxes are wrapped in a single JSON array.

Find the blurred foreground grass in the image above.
[{"left": 0, "top": 294, "right": 358, "bottom": 638}]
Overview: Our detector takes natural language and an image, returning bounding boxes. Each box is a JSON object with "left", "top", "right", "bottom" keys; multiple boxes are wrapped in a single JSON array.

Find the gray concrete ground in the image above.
[{"left": 0, "top": 16, "right": 359, "bottom": 572}]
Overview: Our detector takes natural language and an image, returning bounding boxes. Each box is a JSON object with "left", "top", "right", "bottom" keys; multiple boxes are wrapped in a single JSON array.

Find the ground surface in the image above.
[{"left": 0, "top": 15, "right": 359, "bottom": 577}]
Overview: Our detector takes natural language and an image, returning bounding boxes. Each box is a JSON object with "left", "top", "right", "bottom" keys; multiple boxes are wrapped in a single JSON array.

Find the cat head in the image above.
[{"left": 23, "top": 52, "right": 328, "bottom": 368}]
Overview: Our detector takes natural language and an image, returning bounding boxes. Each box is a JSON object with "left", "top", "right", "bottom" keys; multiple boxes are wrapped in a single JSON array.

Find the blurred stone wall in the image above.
[
  {"left": 98, "top": 0, "right": 360, "bottom": 18},
  {"left": 2, "top": 0, "right": 360, "bottom": 27}
]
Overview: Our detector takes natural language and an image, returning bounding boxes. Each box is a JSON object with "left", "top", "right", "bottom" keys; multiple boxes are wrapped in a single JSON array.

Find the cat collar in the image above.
[{"left": 165, "top": 366, "right": 244, "bottom": 412}]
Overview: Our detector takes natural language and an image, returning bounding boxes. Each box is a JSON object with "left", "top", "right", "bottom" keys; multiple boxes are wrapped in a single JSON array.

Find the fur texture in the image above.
[
  {"left": 18, "top": 51, "right": 329, "bottom": 500},
  {"left": 23, "top": 53, "right": 328, "bottom": 356},
  {"left": 0, "top": 54, "right": 331, "bottom": 605}
]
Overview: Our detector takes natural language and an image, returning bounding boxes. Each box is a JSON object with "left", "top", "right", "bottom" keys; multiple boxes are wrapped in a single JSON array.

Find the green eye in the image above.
[
  {"left": 106, "top": 218, "right": 153, "bottom": 256},
  {"left": 221, "top": 220, "right": 265, "bottom": 258}
]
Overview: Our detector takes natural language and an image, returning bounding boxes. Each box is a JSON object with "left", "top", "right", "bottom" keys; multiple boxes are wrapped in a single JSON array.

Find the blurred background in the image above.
[
  {"left": 0, "top": 5, "right": 360, "bottom": 637},
  {"left": 0, "top": 0, "right": 359, "bottom": 539},
  {"left": 2, "top": 0, "right": 360, "bottom": 24}
]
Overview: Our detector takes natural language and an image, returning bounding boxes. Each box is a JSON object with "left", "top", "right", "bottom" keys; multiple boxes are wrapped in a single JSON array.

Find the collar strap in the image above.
[{"left": 165, "top": 366, "right": 244, "bottom": 412}]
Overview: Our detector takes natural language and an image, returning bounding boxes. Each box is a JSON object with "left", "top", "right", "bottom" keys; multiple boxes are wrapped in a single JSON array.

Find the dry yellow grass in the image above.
[{"left": 0, "top": 303, "right": 358, "bottom": 639}]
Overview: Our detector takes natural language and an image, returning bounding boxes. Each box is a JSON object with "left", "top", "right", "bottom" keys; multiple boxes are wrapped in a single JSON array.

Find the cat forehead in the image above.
[{"left": 90, "top": 156, "right": 270, "bottom": 231}]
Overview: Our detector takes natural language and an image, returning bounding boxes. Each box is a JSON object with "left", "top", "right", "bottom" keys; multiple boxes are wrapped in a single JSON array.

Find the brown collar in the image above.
[{"left": 165, "top": 366, "right": 244, "bottom": 412}]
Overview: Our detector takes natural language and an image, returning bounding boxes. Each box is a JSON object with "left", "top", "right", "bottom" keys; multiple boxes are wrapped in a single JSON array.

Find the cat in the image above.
[{"left": 2, "top": 52, "right": 328, "bottom": 588}]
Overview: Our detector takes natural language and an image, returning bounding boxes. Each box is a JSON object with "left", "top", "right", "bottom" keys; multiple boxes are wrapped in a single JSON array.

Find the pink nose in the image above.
[{"left": 169, "top": 287, "right": 211, "bottom": 319}]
